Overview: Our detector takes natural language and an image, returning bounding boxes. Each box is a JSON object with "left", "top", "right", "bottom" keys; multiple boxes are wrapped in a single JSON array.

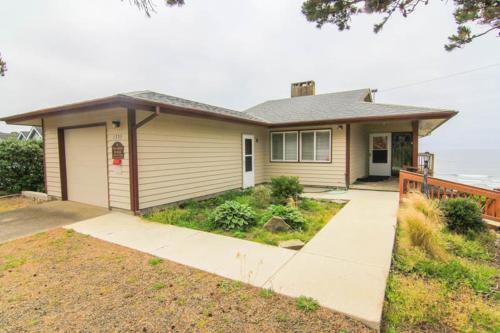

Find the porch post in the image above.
[
  {"left": 412, "top": 120, "right": 419, "bottom": 168},
  {"left": 127, "top": 108, "right": 139, "bottom": 213}
]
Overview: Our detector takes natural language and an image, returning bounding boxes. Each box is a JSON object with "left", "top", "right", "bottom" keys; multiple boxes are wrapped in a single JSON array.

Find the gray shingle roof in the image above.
[
  {"left": 244, "top": 89, "right": 456, "bottom": 124},
  {"left": 121, "top": 91, "right": 270, "bottom": 123}
]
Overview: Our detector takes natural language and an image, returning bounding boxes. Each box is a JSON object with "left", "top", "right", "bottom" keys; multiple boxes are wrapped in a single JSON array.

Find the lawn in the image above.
[
  {"left": 144, "top": 185, "right": 343, "bottom": 246},
  {"left": 0, "top": 196, "right": 39, "bottom": 213},
  {"left": 0, "top": 229, "right": 371, "bottom": 332},
  {"left": 383, "top": 194, "right": 499, "bottom": 332}
]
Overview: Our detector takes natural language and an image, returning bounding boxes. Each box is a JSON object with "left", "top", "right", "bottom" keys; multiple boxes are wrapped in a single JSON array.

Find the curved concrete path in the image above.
[{"left": 65, "top": 189, "right": 398, "bottom": 331}]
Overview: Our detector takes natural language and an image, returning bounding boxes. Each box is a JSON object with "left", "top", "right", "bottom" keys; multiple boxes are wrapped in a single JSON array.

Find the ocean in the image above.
[{"left": 431, "top": 149, "right": 500, "bottom": 191}]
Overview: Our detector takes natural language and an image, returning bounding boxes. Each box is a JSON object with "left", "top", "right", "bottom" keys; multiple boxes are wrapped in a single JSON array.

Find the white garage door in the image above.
[{"left": 65, "top": 126, "right": 109, "bottom": 208}]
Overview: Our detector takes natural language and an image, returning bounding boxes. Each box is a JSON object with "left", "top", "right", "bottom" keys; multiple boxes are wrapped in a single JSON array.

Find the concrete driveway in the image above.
[{"left": 0, "top": 201, "right": 109, "bottom": 243}]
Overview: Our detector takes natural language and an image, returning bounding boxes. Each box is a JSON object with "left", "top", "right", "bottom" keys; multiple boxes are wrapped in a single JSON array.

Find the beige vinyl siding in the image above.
[
  {"left": 44, "top": 108, "right": 130, "bottom": 210},
  {"left": 349, "top": 123, "right": 368, "bottom": 183},
  {"left": 264, "top": 125, "right": 347, "bottom": 187},
  {"left": 136, "top": 113, "right": 267, "bottom": 209},
  {"left": 365, "top": 120, "right": 412, "bottom": 133}
]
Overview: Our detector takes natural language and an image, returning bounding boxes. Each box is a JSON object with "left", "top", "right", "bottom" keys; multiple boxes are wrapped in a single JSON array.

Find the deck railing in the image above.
[{"left": 399, "top": 170, "right": 500, "bottom": 222}]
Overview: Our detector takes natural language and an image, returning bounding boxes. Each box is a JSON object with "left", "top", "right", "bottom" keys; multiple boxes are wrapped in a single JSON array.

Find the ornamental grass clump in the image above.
[
  {"left": 398, "top": 193, "right": 444, "bottom": 258},
  {"left": 209, "top": 201, "right": 256, "bottom": 231}
]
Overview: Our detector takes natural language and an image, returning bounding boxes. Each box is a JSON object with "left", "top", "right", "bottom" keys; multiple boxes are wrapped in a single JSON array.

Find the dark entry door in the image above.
[{"left": 391, "top": 133, "right": 413, "bottom": 175}]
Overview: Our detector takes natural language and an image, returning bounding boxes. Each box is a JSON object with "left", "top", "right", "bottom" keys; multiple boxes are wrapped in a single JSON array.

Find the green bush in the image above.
[
  {"left": 441, "top": 198, "right": 485, "bottom": 234},
  {"left": 209, "top": 201, "right": 256, "bottom": 231},
  {"left": 260, "top": 204, "right": 305, "bottom": 230},
  {"left": 270, "top": 176, "right": 303, "bottom": 202},
  {"left": 0, "top": 139, "right": 44, "bottom": 193}
]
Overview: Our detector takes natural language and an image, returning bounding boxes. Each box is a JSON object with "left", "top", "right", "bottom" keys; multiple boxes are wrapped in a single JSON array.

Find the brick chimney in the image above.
[{"left": 291, "top": 80, "right": 315, "bottom": 97}]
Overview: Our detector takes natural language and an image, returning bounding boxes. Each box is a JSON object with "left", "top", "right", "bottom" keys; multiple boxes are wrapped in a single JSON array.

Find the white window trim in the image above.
[
  {"left": 299, "top": 129, "right": 332, "bottom": 163},
  {"left": 270, "top": 131, "right": 298, "bottom": 162}
]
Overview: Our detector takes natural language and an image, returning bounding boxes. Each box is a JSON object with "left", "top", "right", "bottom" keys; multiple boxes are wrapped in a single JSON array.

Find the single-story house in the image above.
[
  {"left": 17, "top": 126, "right": 43, "bottom": 141},
  {"left": 1, "top": 81, "right": 457, "bottom": 213}
]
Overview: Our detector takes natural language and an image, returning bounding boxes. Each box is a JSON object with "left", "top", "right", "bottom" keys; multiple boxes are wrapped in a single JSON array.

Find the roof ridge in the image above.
[{"left": 264, "top": 88, "right": 370, "bottom": 103}]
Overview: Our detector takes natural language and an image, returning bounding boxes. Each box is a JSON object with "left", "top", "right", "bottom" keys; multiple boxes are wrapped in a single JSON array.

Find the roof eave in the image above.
[
  {"left": 268, "top": 111, "right": 458, "bottom": 128},
  {"left": 1, "top": 95, "right": 269, "bottom": 126}
]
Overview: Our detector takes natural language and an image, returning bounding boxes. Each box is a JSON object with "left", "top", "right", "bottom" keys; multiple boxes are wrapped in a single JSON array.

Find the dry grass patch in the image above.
[
  {"left": 0, "top": 229, "right": 372, "bottom": 333},
  {"left": 0, "top": 196, "right": 40, "bottom": 213}
]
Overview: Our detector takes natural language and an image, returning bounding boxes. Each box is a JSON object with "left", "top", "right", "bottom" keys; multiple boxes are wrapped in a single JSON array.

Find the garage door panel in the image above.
[{"left": 65, "top": 126, "right": 109, "bottom": 208}]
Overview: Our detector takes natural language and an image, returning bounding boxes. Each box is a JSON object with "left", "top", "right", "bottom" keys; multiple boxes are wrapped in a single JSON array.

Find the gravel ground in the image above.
[{"left": 0, "top": 229, "right": 372, "bottom": 333}]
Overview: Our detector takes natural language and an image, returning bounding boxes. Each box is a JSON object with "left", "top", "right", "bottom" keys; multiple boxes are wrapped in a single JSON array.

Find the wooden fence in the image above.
[{"left": 399, "top": 170, "right": 500, "bottom": 222}]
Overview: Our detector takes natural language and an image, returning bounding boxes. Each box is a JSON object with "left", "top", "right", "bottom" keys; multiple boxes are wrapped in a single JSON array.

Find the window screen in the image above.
[
  {"left": 271, "top": 133, "right": 284, "bottom": 160},
  {"left": 271, "top": 132, "right": 298, "bottom": 161},
  {"left": 300, "top": 130, "right": 331, "bottom": 162},
  {"left": 301, "top": 132, "right": 314, "bottom": 161}
]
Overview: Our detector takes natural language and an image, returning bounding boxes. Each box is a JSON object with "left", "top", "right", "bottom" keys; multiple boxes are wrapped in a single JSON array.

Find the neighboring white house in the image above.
[{"left": 17, "top": 126, "right": 43, "bottom": 141}]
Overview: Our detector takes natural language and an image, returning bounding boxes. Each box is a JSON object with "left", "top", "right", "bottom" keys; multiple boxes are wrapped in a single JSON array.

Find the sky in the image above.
[{"left": 1, "top": 0, "right": 499, "bottom": 150}]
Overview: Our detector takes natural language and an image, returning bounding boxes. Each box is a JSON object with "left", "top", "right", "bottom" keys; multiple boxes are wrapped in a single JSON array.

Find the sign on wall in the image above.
[{"left": 112, "top": 142, "right": 125, "bottom": 160}]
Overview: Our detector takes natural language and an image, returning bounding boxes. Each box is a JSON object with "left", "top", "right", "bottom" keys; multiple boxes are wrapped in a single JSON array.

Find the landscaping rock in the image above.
[
  {"left": 278, "top": 239, "right": 305, "bottom": 250},
  {"left": 263, "top": 216, "right": 291, "bottom": 232}
]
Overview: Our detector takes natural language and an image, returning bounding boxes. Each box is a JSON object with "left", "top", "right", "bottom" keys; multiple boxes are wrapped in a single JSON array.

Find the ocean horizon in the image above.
[{"left": 430, "top": 148, "right": 500, "bottom": 190}]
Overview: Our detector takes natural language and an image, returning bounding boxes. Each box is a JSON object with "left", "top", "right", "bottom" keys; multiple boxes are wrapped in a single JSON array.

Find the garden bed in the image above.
[
  {"left": 144, "top": 184, "right": 343, "bottom": 247},
  {"left": 383, "top": 193, "right": 499, "bottom": 332}
]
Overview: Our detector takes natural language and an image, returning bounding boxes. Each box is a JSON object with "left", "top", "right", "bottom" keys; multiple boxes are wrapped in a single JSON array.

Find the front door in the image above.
[
  {"left": 242, "top": 134, "right": 255, "bottom": 188},
  {"left": 369, "top": 133, "right": 391, "bottom": 176}
]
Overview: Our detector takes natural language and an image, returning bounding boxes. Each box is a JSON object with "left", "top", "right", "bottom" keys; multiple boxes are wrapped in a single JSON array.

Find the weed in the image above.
[
  {"left": 295, "top": 296, "right": 319, "bottom": 312},
  {"left": 1, "top": 255, "right": 27, "bottom": 271},
  {"left": 275, "top": 312, "right": 289, "bottom": 322},
  {"left": 259, "top": 288, "right": 275, "bottom": 298},
  {"left": 65, "top": 229, "right": 75, "bottom": 237},
  {"left": 148, "top": 257, "right": 163, "bottom": 266},
  {"left": 151, "top": 282, "right": 165, "bottom": 291}
]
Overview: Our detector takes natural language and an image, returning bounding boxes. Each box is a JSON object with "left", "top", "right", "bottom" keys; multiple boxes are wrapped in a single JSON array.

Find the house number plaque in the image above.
[{"left": 112, "top": 142, "right": 125, "bottom": 160}]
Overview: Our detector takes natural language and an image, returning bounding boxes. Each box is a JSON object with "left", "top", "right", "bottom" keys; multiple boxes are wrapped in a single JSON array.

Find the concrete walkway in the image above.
[
  {"left": 265, "top": 190, "right": 399, "bottom": 330},
  {"left": 64, "top": 189, "right": 398, "bottom": 331}
]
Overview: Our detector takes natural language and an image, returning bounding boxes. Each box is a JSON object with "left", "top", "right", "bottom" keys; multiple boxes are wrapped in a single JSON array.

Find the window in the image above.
[
  {"left": 271, "top": 131, "right": 298, "bottom": 161},
  {"left": 300, "top": 130, "right": 331, "bottom": 162}
]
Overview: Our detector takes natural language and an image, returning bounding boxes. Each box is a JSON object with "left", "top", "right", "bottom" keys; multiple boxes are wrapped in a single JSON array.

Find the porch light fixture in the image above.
[
  {"left": 112, "top": 120, "right": 121, "bottom": 128},
  {"left": 337, "top": 125, "right": 343, "bottom": 130}
]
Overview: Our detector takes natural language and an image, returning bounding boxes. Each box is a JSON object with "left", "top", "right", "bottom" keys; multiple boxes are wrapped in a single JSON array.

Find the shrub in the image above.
[
  {"left": 398, "top": 207, "right": 444, "bottom": 258},
  {"left": 441, "top": 198, "right": 485, "bottom": 234},
  {"left": 209, "top": 201, "right": 256, "bottom": 231},
  {"left": 0, "top": 139, "right": 44, "bottom": 193},
  {"left": 270, "top": 176, "right": 303, "bottom": 202},
  {"left": 261, "top": 204, "right": 306, "bottom": 230},
  {"left": 251, "top": 185, "right": 272, "bottom": 208}
]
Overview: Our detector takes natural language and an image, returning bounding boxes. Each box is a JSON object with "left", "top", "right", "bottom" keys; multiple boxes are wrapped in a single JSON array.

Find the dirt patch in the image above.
[
  {"left": 0, "top": 229, "right": 372, "bottom": 332},
  {"left": 0, "top": 196, "right": 40, "bottom": 213}
]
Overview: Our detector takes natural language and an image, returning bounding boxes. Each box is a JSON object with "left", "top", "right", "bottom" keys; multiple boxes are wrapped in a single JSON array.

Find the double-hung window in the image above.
[
  {"left": 271, "top": 131, "right": 298, "bottom": 162},
  {"left": 300, "top": 130, "right": 331, "bottom": 162}
]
